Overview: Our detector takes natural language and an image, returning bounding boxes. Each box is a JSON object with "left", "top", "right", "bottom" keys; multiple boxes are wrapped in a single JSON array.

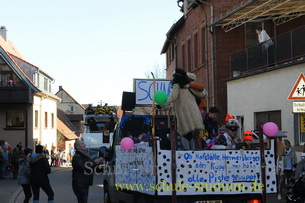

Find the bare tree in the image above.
[{"left": 144, "top": 63, "right": 165, "bottom": 79}]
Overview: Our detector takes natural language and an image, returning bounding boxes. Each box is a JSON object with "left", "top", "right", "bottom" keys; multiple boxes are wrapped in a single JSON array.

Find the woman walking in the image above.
[{"left": 17, "top": 147, "right": 33, "bottom": 203}]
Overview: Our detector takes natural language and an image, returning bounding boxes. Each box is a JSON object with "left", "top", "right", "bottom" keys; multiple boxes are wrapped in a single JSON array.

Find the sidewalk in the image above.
[{"left": 0, "top": 166, "right": 70, "bottom": 203}]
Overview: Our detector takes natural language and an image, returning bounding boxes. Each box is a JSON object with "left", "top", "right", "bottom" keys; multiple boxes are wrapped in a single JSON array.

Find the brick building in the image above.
[{"left": 162, "top": 0, "right": 305, "bottom": 148}]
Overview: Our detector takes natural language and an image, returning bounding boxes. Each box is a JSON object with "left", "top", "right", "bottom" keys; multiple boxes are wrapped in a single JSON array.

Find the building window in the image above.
[
  {"left": 70, "top": 105, "right": 74, "bottom": 112},
  {"left": 44, "top": 78, "right": 48, "bottom": 91},
  {"left": 171, "top": 43, "right": 175, "bottom": 61},
  {"left": 255, "top": 110, "right": 282, "bottom": 131},
  {"left": 0, "top": 63, "right": 23, "bottom": 87},
  {"left": 49, "top": 80, "right": 52, "bottom": 92},
  {"left": 193, "top": 31, "right": 198, "bottom": 70},
  {"left": 201, "top": 25, "right": 206, "bottom": 65},
  {"left": 6, "top": 110, "right": 25, "bottom": 127},
  {"left": 245, "top": 22, "right": 263, "bottom": 48},
  {"left": 35, "top": 110, "right": 38, "bottom": 128},
  {"left": 187, "top": 38, "right": 191, "bottom": 72},
  {"left": 45, "top": 112, "right": 48, "bottom": 128},
  {"left": 51, "top": 113, "right": 54, "bottom": 128},
  {"left": 168, "top": 48, "right": 171, "bottom": 66},
  {"left": 182, "top": 42, "right": 186, "bottom": 70}
]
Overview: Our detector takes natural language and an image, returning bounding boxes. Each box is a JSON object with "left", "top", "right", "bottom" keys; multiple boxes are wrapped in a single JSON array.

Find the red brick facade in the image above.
[{"left": 163, "top": 1, "right": 305, "bottom": 124}]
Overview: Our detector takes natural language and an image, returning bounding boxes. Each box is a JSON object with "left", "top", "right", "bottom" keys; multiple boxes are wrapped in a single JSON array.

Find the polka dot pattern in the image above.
[{"left": 156, "top": 140, "right": 277, "bottom": 195}]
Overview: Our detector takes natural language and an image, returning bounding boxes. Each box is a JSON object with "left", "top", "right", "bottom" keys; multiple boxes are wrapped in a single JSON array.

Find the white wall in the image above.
[
  {"left": 227, "top": 64, "right": 305, "bottom": 146},
  {"left": 33, "top": 95, "right": 58, "bottom": 151}
]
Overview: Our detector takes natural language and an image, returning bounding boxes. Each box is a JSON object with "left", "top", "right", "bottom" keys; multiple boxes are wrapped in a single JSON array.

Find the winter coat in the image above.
[
  {"left": 283, "top": 148, "right": 297, "bottom": 169},
  {"left": 165, "top": 83, "right": 205, "bottom": 136},
  {"left": 17, "top": 156, "right": 31, "bottom": 185},
  {"left": 203, "top": 115, "right": 219, "bottom": 139},
  {"left": 29, "top": 153, "right": 51, "bottom": 185},
  {"left": 276, "top": 148, "right": 297, "bottom": 175},
  {"left": 72, "top": 150, "right": 96, "bottom": 187}
]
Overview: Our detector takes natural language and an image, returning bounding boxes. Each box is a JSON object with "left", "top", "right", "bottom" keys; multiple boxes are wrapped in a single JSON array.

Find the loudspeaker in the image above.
[{"left": 121, "top": 92, "right": 136, "bottom": 111}]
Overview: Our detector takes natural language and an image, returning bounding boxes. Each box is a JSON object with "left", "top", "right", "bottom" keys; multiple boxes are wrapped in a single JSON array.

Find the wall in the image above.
[
  {"left": 227, "top": 64, "right": 305, "bottom": 146},
  {"left": 56, "top": 90, "right": 84, "bottom": 115},
  {"left": 33, "top": 95, "right": 58, "bottom": 151}
]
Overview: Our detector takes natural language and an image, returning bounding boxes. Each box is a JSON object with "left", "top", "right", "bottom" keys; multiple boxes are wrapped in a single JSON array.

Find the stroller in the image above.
[{"left": 286, "top": 153, "right": 305, "bottom": 203}]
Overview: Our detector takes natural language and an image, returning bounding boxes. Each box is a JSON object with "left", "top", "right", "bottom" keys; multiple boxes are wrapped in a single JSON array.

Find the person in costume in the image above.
[{"left": 164, "top": 68, "right": 206, "bottom": 150}]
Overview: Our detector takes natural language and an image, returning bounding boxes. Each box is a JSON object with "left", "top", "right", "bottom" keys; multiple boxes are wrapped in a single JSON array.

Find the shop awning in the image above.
[{"left": 212, "top": 0, "right": 305, "bottom": 32}]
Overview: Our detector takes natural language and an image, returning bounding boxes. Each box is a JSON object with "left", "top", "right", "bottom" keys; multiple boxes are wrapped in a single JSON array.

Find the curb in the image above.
[{"left": 9, "top": 166, "right": 72, "bottom": 203}]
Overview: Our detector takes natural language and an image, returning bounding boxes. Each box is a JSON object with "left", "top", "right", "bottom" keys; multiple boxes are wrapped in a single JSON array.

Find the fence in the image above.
[{"left": 231, "top": 25, "right": 305, "bottom": 77}]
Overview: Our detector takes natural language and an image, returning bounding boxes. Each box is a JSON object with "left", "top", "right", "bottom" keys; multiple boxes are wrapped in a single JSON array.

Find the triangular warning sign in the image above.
[{"left": 288, "top": 73, "right": 305, "bottom": 100}]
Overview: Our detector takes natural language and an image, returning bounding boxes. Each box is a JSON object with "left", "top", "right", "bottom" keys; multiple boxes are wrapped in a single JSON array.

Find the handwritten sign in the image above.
[
  {"left": 115, "top": 142, "right": 155, "bottom": 195},
  {"left": 156, "top": 147, "right": 277, "bottom": 196},
  {"left": 133, "top": 79, "right": 171, "bottom": 105}
]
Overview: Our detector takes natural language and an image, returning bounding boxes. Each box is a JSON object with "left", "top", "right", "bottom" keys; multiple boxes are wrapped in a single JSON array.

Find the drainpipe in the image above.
[
  {"left": 197, "top": 0, "right": 215, "bottom": 107},
  {"left": 188, "top": 0, "right": 210, "bottom": 109}
]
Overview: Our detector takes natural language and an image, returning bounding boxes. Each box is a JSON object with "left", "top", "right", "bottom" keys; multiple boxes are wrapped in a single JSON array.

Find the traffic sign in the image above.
[
  {"left": 287, "top": 73, "right": 305, "bottom": 100},
  {"left": 292, "top": 102, "right": 305, "bottom": 113}
]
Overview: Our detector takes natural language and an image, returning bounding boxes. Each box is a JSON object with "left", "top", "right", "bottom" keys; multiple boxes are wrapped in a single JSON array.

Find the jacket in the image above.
[
  {"left": 17, "top": 156, "right": 31, "bottom": 185},
  {"left": 165, "top": 83, "right": 205, "bottom": 136},
  {"left": 72, "top": 150, "right": 96, "bottom": 187},
  {"left": 276, "top": 148, "right": 297, "bottom": 175},
  {"left": 29, "top": 153, "right": 51, "bottom": 185}
]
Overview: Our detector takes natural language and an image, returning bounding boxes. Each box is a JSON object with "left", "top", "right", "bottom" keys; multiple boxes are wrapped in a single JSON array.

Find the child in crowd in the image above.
[{"left": 236, "top": 131, "right": 256, "bottom": 150}]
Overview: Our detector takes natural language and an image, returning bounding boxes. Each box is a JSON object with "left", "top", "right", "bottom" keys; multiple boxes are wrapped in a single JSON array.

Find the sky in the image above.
[{"left": 0, "top": 0, "right": 182, "bottom": 106}]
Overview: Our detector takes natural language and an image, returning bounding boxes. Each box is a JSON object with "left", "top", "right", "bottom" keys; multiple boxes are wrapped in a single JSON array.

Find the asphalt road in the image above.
[
  {"left": 7, "top": 166, "right": 286, "bottom": 203},
  {"left": 14, "top": 166, "right": 104, "bottom": 203}
]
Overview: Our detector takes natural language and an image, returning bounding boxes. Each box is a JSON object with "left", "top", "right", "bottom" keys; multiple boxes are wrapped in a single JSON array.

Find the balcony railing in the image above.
[
  {"left": 231, "top": 25, "right": 305, "bottom": 77},
  {"left": 0, "top": 87, "right": 32, "bottom": 103}
]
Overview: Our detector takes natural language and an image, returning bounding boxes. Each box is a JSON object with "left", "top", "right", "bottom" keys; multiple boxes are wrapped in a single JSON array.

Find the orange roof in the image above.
[{"left": 57, "top": 118, "right": 79, "bottom": 140}]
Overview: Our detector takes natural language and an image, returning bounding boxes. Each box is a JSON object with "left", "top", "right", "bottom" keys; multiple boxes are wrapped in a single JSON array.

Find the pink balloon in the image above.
[
  {"left": 263, "top": 122, "right": 279, "bottom": 137},
  {"left": 120, "top": 137, "right": 134, "bottom": 150}
]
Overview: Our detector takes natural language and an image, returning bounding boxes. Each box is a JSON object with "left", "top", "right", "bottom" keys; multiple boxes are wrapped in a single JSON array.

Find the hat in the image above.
[
  {"left": 225, "top": 113, "right": 234, "bottom": 122},
  {"left": 226, "top": 119, "right": 240, "bottom": 128},
  {"left": 243, "top": 130, "right": 253, "bottom": 141},
  {"left": 243, "top": 135, "right": 253, "bottom": 141},
  {"left": 186, "top": 72, "right": 196, "bottom": 81}
]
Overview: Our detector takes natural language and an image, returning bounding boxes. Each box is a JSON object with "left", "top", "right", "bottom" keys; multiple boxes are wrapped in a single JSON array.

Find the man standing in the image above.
[
  {"left": 11, "top": 144, "right": 23, "bottom": 179},
  {"left": 72, "top": 140, "right": 103, "bottom": 203},
  {"left": 255, "top": 27, "right": 274, "bottom": 66},
  {"left": 29, "top": 144, "right": 54, "bottom": 203}
]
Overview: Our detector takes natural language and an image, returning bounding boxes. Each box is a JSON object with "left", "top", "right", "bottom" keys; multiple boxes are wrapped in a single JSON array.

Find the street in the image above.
[
  {"left": 13, "top": 166, "right": 104, "bottom": 203},
  {"left": 5, "top": 165, "right": 286, "bottom": 203}
]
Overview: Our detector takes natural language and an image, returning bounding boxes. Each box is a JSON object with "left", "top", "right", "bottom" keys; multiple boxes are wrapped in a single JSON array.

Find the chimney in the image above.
[
  {"left": 0, "top": 26, "right": 7, "bottom": 41},
  {"left": 59, "top": 86, "right": 63, "bottom": 91}
]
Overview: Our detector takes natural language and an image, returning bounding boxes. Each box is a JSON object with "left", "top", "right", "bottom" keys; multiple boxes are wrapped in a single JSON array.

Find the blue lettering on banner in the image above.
[
  {"left": 135, "top": 79, "right": 171, "bottom": 105},
  {"left": 137, "top": 81, "right": 150, "bottom": 101},
  {"left": 208, "top": 172, "right": 230, "bottom": 183},
  {"left": 188, "top": 174, "right": 205, "bottom": 182}
]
